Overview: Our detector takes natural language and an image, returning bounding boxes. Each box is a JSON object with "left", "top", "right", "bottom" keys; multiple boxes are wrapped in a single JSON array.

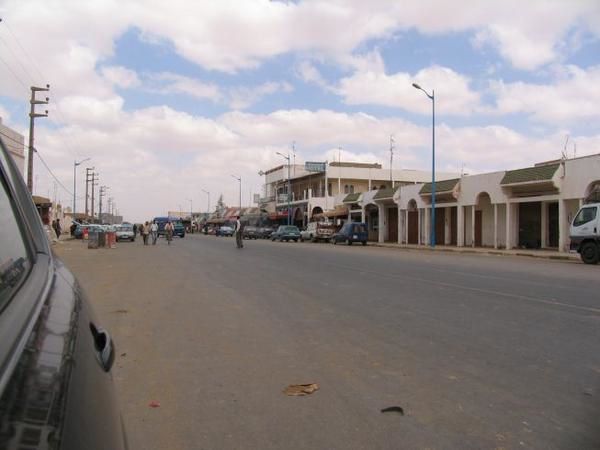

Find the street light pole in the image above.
[
  {"left": 73, "top": 157, "right": 90, "bottom": 219},
  {"left": 231, "top": 175, "right": 241, "bottom": 212},
  {"left": 412, "top": 82, "right": 436, "bottom": 247},
  {"left": 188, "top": 198, "right": 193, "bottom": 233},
  {"left": 276, "top": 151, "right": 291, "bottom": 225},
  {"left": 202, "top": 189, "right": 210, "bottom": 215}
]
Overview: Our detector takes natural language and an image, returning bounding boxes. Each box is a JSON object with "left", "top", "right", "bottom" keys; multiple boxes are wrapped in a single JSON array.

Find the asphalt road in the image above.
[{"left": 55, "top": 234, "right": 600, "bottom": 450}]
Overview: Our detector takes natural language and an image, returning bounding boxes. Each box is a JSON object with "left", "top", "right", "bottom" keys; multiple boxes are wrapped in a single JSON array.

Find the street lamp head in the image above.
[{"left": 412, "top": 83, "right": 422, "bottom": 90}]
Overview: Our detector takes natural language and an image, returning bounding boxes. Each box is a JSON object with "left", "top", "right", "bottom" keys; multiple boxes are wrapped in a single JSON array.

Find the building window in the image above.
[
  {"left": 344, "top": 185, "right": 349, "bottom": 194},
  {"left": 328, "top": 183, "right": 332, "bottom": 196},
  {"left": 350, "top": 185, "right": 354, "bottom": 194}
]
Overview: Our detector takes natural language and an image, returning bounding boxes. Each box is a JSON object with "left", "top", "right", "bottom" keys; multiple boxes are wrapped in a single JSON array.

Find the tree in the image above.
[{"left": 216, "top": 194, "right": 226, "bottom": 218}]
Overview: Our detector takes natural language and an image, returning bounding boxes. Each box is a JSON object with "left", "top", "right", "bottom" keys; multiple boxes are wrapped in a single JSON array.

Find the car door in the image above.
[{"left": 0, "top": 139, "right": 126, "bottom": 450}]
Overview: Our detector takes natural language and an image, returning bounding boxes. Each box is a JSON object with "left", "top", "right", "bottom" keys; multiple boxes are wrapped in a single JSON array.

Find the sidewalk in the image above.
[{"left": 370, "top": 242, "right": 580, "bottom": 261}]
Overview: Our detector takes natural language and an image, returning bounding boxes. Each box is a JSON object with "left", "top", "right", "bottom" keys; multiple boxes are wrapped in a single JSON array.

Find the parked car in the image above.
[
  {"left": 74, "top": 223, "right": 103, "bottom": 239},
  {"left": 300, "top": 221, "right": 337, "bottom": 242},
  {"left": 216, "top": 225, "right": 234, "bottom": 237},
  {"left": 243, "top": 226, "right": 260, "bottom": 239},
  {"left": 0, "top": 138, "right": 127, "bottom": 450},
  {"left": 259, "top": 226, "right": 274, "bottom": 239},
  {"left": 154, "top": 216, "right": 186, "bottom": 238},
  {"left": 331, "top": 222, "right": 368, "bottom": 245},
  {"left": 271, "top": 225, "right": 301, "bottom": 242},
  {"left": 115, "top": 223, "right": 135, "bottom": 241}
]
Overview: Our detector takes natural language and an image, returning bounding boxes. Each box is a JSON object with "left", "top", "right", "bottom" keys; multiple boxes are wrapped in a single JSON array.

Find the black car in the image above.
[
  {"left": 0, "top": 138, "right": 127, "bottom": 450},
  {"left": 331, "top": 222, "right": 368, "bottom": 245},
  {"left": 243, "top": 226, "right": 260, "bottom": 239}
]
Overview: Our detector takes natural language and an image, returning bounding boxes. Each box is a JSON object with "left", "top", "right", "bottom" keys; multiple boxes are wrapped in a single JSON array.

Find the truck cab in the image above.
[{"left": 569, "top": 202, "right": 600, "bottom": 264}]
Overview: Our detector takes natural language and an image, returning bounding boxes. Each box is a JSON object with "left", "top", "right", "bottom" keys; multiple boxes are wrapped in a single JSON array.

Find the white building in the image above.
[
  {"left": 382, "top": 154, "right": 600, "bottom": 252},
  {"left": 260, "top": 161, "right": 458, "bottom": 228},
  {"left": 0, "top": 118, "right": 26, "bottom": 177}
]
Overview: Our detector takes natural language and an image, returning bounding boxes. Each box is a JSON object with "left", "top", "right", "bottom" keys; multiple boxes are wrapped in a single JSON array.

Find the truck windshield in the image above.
[{"left": 573, "top": 207, "right": 597, "bottom": 226}]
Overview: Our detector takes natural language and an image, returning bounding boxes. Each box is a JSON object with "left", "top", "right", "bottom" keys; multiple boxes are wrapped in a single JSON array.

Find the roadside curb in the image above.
[{"left": 368, "top": 243, "right": 580, "bottom": 261}]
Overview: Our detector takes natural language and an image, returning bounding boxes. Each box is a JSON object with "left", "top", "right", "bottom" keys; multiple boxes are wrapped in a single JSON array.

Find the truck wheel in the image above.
[
  {"left": 580, "top": 242, "right": 599, "bottom": 264},
  {"left": 347, "top": 240, "right": 352, "bottom": 246},
  {"left": 300, "top": 237, "right": 304, "bottom": 242},
  {"left": 362, "top": 241, "right": 367, "bottom": 246}
]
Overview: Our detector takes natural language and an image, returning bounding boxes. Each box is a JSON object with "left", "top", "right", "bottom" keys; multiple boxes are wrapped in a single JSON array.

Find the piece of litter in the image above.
[
  {"left": 148, "top": 401, "right": 161, "bottom": 408},
  {"left": 112, "top": 309, "right": 129, "bottom": 314},
  {"left": 381, "top": 406, "right": 404, "bottom": 415},
  {"left": 283, "top": 383, "right": 319, "bottom": 396},
  {"left": 120, "top": 352, "right": 127, "bottom": 357}
]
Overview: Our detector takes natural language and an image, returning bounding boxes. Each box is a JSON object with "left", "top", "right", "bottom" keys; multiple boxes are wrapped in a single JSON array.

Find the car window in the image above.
[
  {"left": 0, "top": 173, "right": 32, "bottom": 309},
  {"left": 573, "top": 207, "right": 597, "bottom": 227}
]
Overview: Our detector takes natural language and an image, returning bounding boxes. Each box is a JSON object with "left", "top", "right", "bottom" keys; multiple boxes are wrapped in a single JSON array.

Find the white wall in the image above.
[{"left": 561, "top": 155, "right": 600, "bottom": 199}]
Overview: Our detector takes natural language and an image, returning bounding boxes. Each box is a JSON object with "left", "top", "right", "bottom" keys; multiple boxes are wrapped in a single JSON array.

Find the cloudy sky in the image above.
[{"left": 1, "top": 0, "right": 599, "bottom": 221}]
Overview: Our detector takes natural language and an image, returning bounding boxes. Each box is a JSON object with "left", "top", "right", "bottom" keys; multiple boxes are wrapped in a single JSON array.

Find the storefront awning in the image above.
[{"left": 323, "top": 206, "right": 348, "bottom": 217}]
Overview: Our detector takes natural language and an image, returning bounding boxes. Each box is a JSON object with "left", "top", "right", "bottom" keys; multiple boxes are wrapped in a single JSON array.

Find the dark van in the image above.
[
  {"left": 331, "top": 222, "right": 368, "bottom": 245},
  {"left": 154, "top": 217, "right": 186, "bottom": 238}
]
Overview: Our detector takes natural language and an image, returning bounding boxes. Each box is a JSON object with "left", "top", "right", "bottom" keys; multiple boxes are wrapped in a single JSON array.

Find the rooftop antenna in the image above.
[{"left": 562, "top": 135, "right": 570, "bottom": 160}]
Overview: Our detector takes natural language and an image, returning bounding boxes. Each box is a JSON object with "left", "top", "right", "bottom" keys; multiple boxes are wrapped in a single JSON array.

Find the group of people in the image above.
[{"left": 136, "top": 220, "right": 175, "bottom": 245}]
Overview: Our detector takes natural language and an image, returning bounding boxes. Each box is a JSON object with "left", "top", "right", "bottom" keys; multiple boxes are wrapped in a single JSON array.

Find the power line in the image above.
[
  {"left": 34, "top": 148, "right": 73, "bottom": 197},
  {"left": 0, "top": 130, "right": 26, "bottom": 147},
  {"left": 0, "top": 33, "right": 35, "bottom": 86},
  {"left": 0, "top": 52, "right": 28, "bottom": 91},
  {"left": 1, "top": 17, "right": 85, "bottom": 160},
  {"left": 1, "top": 18, "right": 46, "bottom": 83}
]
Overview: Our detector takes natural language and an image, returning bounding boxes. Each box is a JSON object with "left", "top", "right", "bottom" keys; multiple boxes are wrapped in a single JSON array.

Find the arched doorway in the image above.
[
  {"left": 472, "top": 192, "right": 493, "bottom": 247},
  {"left": 407, "top": 200, "right": 418, "bottom": 244},
  {"left": 364, "top": 203, "right": 379, "bottom": 241},
  {"left": 585, "top": 180, "right": 600, "bottom": 203},
  {"left": 311, "top": 206, "right": 323, "bottom": 220},
  {"left": 293, "top": 207, "right": 304, "bottom": 228}
]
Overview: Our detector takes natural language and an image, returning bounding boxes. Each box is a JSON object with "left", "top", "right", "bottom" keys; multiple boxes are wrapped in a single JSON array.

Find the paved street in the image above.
[{"left": 55, "top": 235, "right": 600, "bottom": 450}]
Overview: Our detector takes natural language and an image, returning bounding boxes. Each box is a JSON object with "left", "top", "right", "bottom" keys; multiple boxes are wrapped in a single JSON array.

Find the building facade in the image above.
[
  {"left": 355, "top": 154, "right": 600, "bottom": 252},
  {"left": 0, "top": 118, "right": 26, "bottom": 177},
  {"left": 260, "top": 161, "right": 458, "bottom": 228}
]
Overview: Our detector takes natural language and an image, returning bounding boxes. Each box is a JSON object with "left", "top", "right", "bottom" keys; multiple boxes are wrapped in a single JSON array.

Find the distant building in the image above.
[
  {"left": 259, "top": 160, "right": 458, "bottom": 228},
  {"left": 0, "top": 117, "right": 26, "bottom": 177}
]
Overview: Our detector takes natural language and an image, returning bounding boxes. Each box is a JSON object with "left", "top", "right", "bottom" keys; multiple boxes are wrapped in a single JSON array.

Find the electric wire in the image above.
[{"left": 34, "top": 149, "right": 73, "bottom": 196}]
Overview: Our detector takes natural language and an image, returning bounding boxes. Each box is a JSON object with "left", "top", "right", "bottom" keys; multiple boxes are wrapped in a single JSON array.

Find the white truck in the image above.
[
  {"left": 569, "top": 202, "right": 600, "bottom": 264},
  {"left": 300, "top": 221, "right": 337, "bottom": 242}
]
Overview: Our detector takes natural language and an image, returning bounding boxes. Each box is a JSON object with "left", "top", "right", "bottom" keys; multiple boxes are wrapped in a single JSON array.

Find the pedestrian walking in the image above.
[
  {"left": 234, "top": 216, "right": 244, "bottom": 249},
  {"left": 151, "top": 220, "right": 159, "bottom": 245},
  {"left": 133, "top": 223, "right": 138, "bottom": 237},
  {"left": 55, "top": 218, "right": 61, "bottom": 239},
  {"left": 165, "top": 221, "right": 174, "bottom": 245},
  {"left": 142, "top": 221, "right": 150, "bottom": 245}
]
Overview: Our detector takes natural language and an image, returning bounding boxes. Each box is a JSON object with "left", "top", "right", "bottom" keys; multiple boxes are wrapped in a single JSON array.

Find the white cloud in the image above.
[
  {"left": 296, "top": 61, "right": 329, "bottom": 88},
  {"left": 27, "top": 99, "right": 600, "bottom": 221},
  {"left": 337, "top": 65, "right": 481, "bottom": 115},
  {"left": 101, "top": 66, "right": 141, "bottom": 88},
  {"left": 490, "top": 65, "right": 600, "bottom": 124},
  {"left": 148, "top": 72, "right": 222, "bottom": 102},
  {"left": 228, "top": 81, "right": 293, "bottom": 110}
]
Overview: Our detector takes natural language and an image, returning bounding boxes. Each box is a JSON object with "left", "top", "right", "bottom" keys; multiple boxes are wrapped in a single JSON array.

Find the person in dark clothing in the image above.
[{"left": 133, "top": 223, "right": 138, "bottom": 237}]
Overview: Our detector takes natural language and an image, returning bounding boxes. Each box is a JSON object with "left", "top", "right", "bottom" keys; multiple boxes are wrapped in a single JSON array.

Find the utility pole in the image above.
[
  {"left": 27, "top": 85, "right": 50, "bottom": 192},
  {"left": 292, "top": 141, "right": 296, "bottom": 177},
  {"left": 91, "top": 172, "right": 99, "bottom": 221},
  {"left": 390, "top": 134, "right": 395, "bottom": 186},
  {"left": 99, "top": 186, "right": 108, "bottom": 223},
  {"left": 73, "top": 158, "right": 90, "bottom": 219},
  {"left": 85, "top": 167, "right": 94, "bottom": 219}
]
